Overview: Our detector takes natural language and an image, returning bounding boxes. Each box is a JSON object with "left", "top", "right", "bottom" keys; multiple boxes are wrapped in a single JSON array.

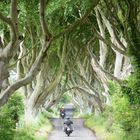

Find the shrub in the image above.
[
  {"left": 0, "top": 92, "right": 24, "bottom": 140},
  {"left": 0, "top": 112, "right": 15, "bottom": 140},
  {"left": 109, "top": 79, "right": 140, "bottom": 140}
]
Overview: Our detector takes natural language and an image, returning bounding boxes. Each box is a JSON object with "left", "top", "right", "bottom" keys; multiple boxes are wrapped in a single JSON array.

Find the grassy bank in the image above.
[
  {"left": 84, "top": 114, "right": 124, "bottom": 140},
  {"left": 14, "top": 114, "right": 52, "bottom": 140}
]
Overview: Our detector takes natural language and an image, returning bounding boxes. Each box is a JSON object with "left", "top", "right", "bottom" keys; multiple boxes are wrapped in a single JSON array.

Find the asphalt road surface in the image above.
[{"left": 48, "top": 118, "right": 98, "bottom": 140}]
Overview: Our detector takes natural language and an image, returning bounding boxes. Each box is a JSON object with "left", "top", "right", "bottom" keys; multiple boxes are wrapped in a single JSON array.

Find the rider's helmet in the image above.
[{"left": 61, "top": 106, "right": 64, "bottom": 111}]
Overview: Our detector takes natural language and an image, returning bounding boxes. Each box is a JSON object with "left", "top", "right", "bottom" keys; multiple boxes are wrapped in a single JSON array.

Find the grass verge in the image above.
[
  {"left": 14, "top": 115, "right": 52, "bottom": 140},
  {"left": 84, "top": 114, "right": 123, "bottom": 140}
]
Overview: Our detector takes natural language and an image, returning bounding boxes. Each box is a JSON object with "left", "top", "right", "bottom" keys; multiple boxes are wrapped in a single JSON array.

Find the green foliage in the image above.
[
  {"left": 7, "top": 93, "right": 24, "bottom": 120},
  {"left": 0, "top": 92, "right": 24, "bottom": 140},
  {"left": 0, "top": 1, "right": 11, "bottom": 41},
  {"left": 108, "top": 80, "right": 140, "bottom": 140},
  {"left": 0, "top": 1, "right": 10, "bottom": 16},
  {"left": 14, "top": 130, "right": 34, "bottom": 140},
  {"left": 122, "top": 76, "right": 140, "bottom": 105},
  {"left": 85, "top": 80, "right": 140, "bottom": 140},
  {"left": 18, "top": 0, "right": 39, "bottom": 27},
  {"left": 59, "top": 93, "right": 72, "bottom": 104},
  {"left": 47, "top": 0, "right": 93, "bottom": 34},
  {"left": 0, "top": 113, "right": 15, "bottom": 140},
  {"left": 63, "top": 0, "right": 92, "bottom": 23},
  {"left": 111, "top": 88, "right": 134, "bottom": 131},
  {"left": 117, "top": 10, "right": 124, "bottom": 23}
]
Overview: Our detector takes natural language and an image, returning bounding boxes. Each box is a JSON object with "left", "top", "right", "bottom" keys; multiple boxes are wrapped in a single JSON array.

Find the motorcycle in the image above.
[
  {"left": 60, "top": 112, "right": 65, "bottom": 119},
  {"left": 64, "top": 125, "right": 73, "bottom": 136}
]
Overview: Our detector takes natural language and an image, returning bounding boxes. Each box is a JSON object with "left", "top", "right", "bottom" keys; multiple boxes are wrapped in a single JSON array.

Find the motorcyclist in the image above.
[
  {"left": 63, "top": 117, "right": 73, "bottom": 132},
  {"left": 60, "top": 106, "right": 66, "bottom": 119}
]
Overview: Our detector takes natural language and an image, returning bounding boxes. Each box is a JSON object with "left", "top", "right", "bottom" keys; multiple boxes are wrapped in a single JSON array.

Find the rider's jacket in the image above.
[{"left": 64, "top": 119, "right": 73, "bottom": 126}]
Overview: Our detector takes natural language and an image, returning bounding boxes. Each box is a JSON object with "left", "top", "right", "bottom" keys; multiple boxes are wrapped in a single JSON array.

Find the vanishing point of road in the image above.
[{"left": 48, "top": 118, "right": 98, "bottom": 140}]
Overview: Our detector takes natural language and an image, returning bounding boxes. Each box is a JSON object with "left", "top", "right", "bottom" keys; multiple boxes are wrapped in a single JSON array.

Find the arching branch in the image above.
[{"left": 40, "top": 0, "right": 51, "bottom": 41}]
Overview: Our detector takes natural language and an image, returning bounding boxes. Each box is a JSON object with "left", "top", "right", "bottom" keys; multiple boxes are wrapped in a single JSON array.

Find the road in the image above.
[{"left": 48, "top": 118, "right": 98, "bottom": 140}]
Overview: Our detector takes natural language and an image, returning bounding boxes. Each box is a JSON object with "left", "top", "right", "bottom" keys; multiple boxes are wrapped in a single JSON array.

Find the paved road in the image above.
[{"left": 48, "top": 118, "right": 98, "bottom": 140}]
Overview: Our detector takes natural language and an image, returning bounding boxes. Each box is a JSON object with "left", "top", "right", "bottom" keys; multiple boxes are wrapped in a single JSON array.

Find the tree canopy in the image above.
[{"left": 0, "top": 0, "right": 140, "bottom": 139}]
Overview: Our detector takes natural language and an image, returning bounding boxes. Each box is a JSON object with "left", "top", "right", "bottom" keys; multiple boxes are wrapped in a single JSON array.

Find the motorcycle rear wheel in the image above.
[{"left": 67, "top": 133, "right": 70, "bottom": 136}]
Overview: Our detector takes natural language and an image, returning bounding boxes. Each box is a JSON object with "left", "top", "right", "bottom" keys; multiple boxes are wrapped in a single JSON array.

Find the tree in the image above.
[{"left": 0, "top": 0, "right": 103, "bottom": 123}]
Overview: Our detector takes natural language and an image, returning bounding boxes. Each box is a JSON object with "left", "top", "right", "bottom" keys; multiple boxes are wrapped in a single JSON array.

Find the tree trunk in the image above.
[
  {"left": 0, "top": 60, "right": 9, "bottom": 90},
  {"left": 121, "top": 56, "right": 132, "bottom": 79},
  {"left": 114, "top": 51, "right": 123, "bottom": 79},
  {"left": 25, "top": 101, "right": 38, "bottom": 123},
  {"left": 95, "top": 8, "right": 107, "bottom": 68}
]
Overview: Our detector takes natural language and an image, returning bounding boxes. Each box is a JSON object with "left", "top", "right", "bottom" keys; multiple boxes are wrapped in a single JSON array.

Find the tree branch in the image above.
[
  {"left": 1, "top": 0, "right": 21, "bottom": 60},
  {"left": 0, "top": 40, "right": 52, "bottom": 106},
  {"left": 10, "top": 0, "right": 18, "bottom": 41},
  {"left": 40, "top": 0, "right": 51, "bottom": 41},
  {"left": 0, "top": 12, "right": 12, "bottom": 25},
  {"left": 94, "top": 29, "right": 126, "bottom": 55},
  {"left": 87, "top": 39, "right": 122, "bottom": 83}
]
